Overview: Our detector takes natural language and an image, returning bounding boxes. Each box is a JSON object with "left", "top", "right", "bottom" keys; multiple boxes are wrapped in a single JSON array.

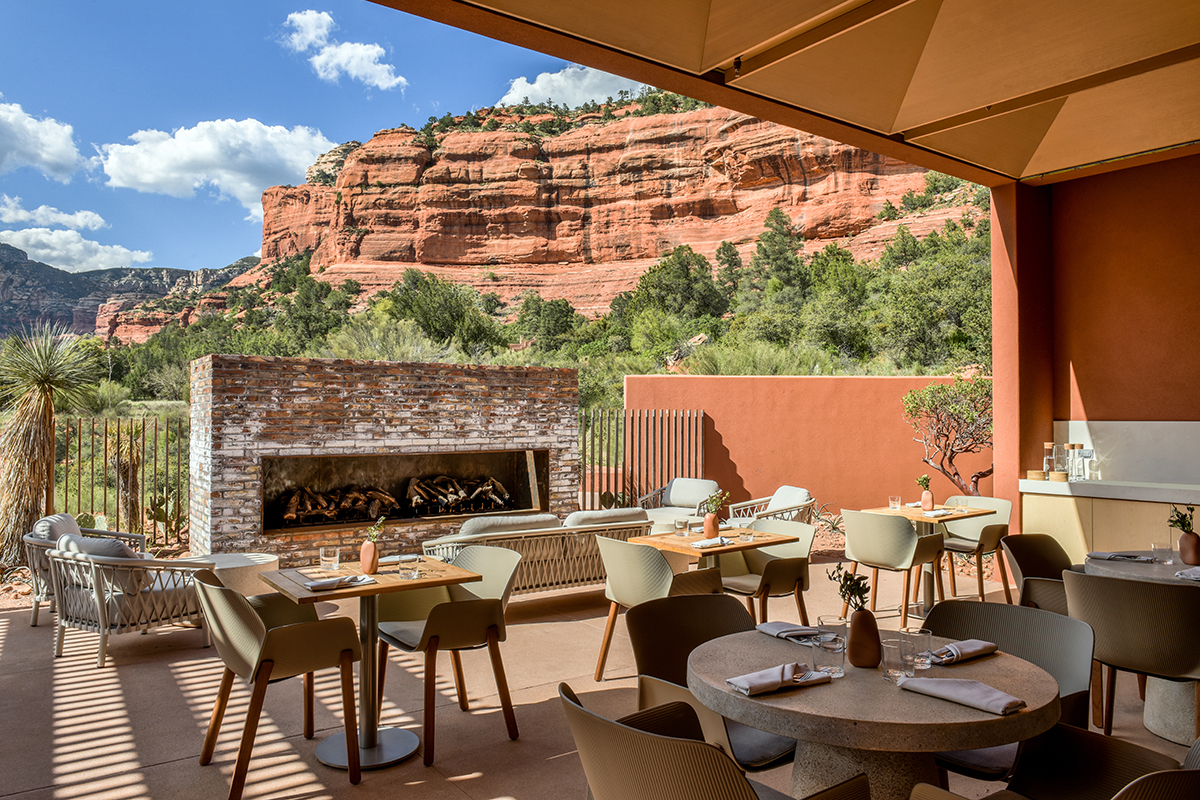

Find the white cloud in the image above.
[
  {"left": 0, "top": 100, "right": 82, "bottom": 181},
  {"left": 0, "top": 228, "right": 152, "bottom": 273},
  {"left": 0, "top": 195, "right": 105, "bottom": 230},
  {"left": 95, "top": 118, "right": 335, "bottom": 220},
  {"left": 284, "top": 10, "right": 407, "bottom": 91},
  {"left": 498, "top": 65, "right": 646, "bottom": 108}
]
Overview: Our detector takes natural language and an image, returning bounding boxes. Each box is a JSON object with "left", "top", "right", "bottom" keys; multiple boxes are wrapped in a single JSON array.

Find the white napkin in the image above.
[
  {"left": 1174, "top": 566, "right": 1200, "bottom": 582},
  {"left": 757, "top": 621, "right": 820, "bottom": 641},
  {"left": 1087, "top": 551, "right": 1154, "bottom": 563},
  {"left": 305, "top": 575, "right": 376, "bottom": 591},
  {"left": 905, "top": 502, "right": 922, "bottom": 508},
  {"left": 692, "top": 536, "right": 732, "bottom": 549},
  {"left": 379, "top": 554, "right": 420, "bottom": 564},
  {"left": 726, "top": 662, "right": 831, "bottom": 696},
  {"left": 897, "top": 677, "right": 1027, "bottom": 715},
  {"left": 931, "top": 639, "right": 998, "bottom": 665},
  {"left": 923, "top": 509, "right": 953, "bottom": 517}
]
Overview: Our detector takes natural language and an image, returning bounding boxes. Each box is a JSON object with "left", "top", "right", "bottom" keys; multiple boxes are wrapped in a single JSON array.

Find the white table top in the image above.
[{"left": 1084, "top": 551, "right": 1199, "bottom": 585}]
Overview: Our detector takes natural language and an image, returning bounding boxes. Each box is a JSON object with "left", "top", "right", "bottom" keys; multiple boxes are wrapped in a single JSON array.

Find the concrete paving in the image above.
[{"left": 0, "top": 559, "right": 1187, "bottom": 800}]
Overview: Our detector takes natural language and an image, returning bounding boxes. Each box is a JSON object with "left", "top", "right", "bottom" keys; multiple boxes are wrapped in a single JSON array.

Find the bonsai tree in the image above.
[{"left": 902, "top": 376, "right": 993, "bottom": 496}]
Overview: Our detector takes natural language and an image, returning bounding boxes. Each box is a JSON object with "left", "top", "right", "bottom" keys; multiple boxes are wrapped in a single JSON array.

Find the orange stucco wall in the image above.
[
  {"left": 625, "top": 376, "right": 993, "bottom": 513},
  {"left": 1050, "top": 153, "right": 1200, "bottom": 422}
]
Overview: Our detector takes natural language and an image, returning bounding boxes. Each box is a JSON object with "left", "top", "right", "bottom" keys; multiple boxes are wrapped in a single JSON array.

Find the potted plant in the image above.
[
  {"left": 702, "top": 489, "right": 730, "bottom": 539},
  {"left": 829, "top": 562, "right": 879, "bottom": 668},
  {"left": 1169, "top": 505, "right": 1198, "bottom": 565},
  {"left": 360, "top": 516, "right": 386, "bottom": 574},
  {"left": 916, "top": 474, "right": 934, "bottom": 511}
]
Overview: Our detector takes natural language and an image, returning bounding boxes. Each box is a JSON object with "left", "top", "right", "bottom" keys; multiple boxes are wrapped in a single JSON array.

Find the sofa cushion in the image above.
[
  {"left": 765, "top": 486, "right": 811, "bottom": 513},
  {"left": 663, "top": 478, "right": 719, "bottom": 510},
  {"left": 56, "top": 533, "right": 146, "bottom": 594},
  {"left": 33, "top": 513, "right": 81, "bottom": 540},
  {"left": 563, "top": 507, "right": 649, "bottom": 527},
  {"left": 457, "top": 513, "right": 561, "bottom": 538}
]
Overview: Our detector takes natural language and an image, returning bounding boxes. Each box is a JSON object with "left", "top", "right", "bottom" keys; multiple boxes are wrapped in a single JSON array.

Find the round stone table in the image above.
[
  {"left": 1083, "top": 551, "right": 1197, "bottom": 585},
  {"left": 178, "top": 552, "right": 279, "bottom": 595},
  {"left": 688, "top": 631, "right": 1060, "bottom": 800}
]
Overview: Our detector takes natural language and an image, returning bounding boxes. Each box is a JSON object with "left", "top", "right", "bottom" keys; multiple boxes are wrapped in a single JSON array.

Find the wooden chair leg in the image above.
[
  {"left": 487, "top": 626, "right": 519, "bottom": 741},
  {"left": 840, "top": 563, "right": 858, "bottom": 618},
  {"left": 1104, "top": 665, "right": 1117, "bottom": 736},
  {"left": 794, "top": 585, "right": 809, "bottom": 626},
  {"left": 424, "top": 637, "right": 439, "bottom": 767},
  {"left": 911, "top": 568, "right": 922, "bottom": 604},
  {"left": 975, "top": 553, "right": 987, "bottom": 602},
  {"left": 759, "top": 588, "right": 770, "bottom": 624},
  {"left": 934, "top": 557, "right": 946, "bottom": 603},
  {"left": 228, "top": 661, "right": 272, "bottom": 800},
  {"left": 1091, "top": 661, "right": 1104, "bottom": 728},
  {"left": 377, "top": 640, "right": 389, "bottom": 725},
  {"left": 201, "top": 667, "right": 235, "bottom": 765},
  {"left": 947, "top": 555, "right": 958, "bottom": 597},
  {"left": 1194, "top": 681, "right": 1200, "bottom": 742},
  {"left": 303, "top": 672, "right": 315, "bottom": 739},
  {"left": 869, "top": 569, "right": 879, "bottom": 611},
  {"left": 744, "top": 595, "right": 756, "bottom": 624},
  {"left": 900, "top": 569, "right": 911, "bottom": 628},
  {"left": 339, "top": 650, "right": 361, "bottom": 785},
  {"left": 995, "top": 551, "right": 1013, "bottom": 604},
  {"left": 594, "top": 602, "right": 619, "bottom": 682},
  {"left": 451, "top": 650, "right": 469, "bottom": 710},
  {"left": 1137, "top": 673, "right": 1147, "bottom": 701}
]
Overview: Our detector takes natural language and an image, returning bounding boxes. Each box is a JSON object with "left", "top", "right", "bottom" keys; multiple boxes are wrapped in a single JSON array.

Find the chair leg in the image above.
[
  {"left": 97, "top": 632, "right": 109, "bottom": 668},
  {"left": 1137, "top": 674, "right": 1147, "bottom": 702},
  {"left": 793, "top": 585, "right": 809, "bottom": 626},
  {"left": 30, "top": 599, "right": 40, "bottom": 627},
  {"left": 1091, "top": 661, "right": 1104, "bottom": 728},
  {"left": 900, "top": 569, "right": 911, "bottom": 628},
  {"left": 201, "top": 667, "right": 235, "bottom": 766},
  {"left": 377, "top": 640, "right": 389, "bottom": 726},
  {"left": 339, "top": 650, "right": 361, "bottom": 785},
  {"left": 594, "top": 602, "right": 619, "bottom": 682},
  {"left": 975, "top": 553, "right": 987, "bottom": 602},
  {"left": 869, "top": 569, "right": 879, "bottom": 611},
  {"left": 451, "top": 650, "right": 469, "bottom": 711},
  {"left": 423, "top": 637, "right": 439, "bottom": 767},
  {"left": 995, "top": 551, "right": 1013, "bottom": 604},
  {"left": 934, "top": 557, "right": 946, "bottom": 603},
  {"left": 911, "top": 568, "right": 922, "bottom": 604},
  {"left": 228, "top": 661, "right": 272, "bottom": 800},
  {"left": 487, "top": 626, "right": 519, "bottom": 742},
  {"left": 1104, "top": 665, "right": 1117, "bottom": 736},
  {"left": 840, "top": 563, "right": 858, "bottom": 619},
  {"left": 55, "top": 621, "right": 65, "bottom": 657},
  {"left": 303, "top": 672, "right": 315, "bottom": 739},
  {"left": 744, "top": 595, "right": 756, "bottom": 624},
  {"left": 947, "top": 555, "right": 958, "bottom": 597},
  {"left": 759, "top": 588, "right": 770, "bottom": 624}
]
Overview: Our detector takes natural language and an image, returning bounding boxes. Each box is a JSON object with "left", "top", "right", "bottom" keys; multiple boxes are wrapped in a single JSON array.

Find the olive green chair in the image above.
[
  {"left": 717, "top": 517, "right": 817, "bottom": 625},
  {"left": 1000, "top": 533, "right": 1081, "bottom": 616},
  {"left": 376, "top": 544, "right": 522, "bottom": 766},
  {"left": 193, "top": 570, "right": 361, "bottom": 800},
  {"left": 937, "top": 495, "right": 1013, "bottom": 603},
  {"left": 593, "top": 535, "right": 722, "bottom": 681},
  {"left": 559, "top": 682, "right": 870, "bottom": 800},
  {"left": 840, "top": 509, "right": 945, "bottom": 628}
]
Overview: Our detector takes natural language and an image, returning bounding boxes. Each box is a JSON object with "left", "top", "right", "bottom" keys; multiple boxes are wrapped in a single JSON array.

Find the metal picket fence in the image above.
[{"left": 578, "top": 409, "right": 704, "bottom": 510}]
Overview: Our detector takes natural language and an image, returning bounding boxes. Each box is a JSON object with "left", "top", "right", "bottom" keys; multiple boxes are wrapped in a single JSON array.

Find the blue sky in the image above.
[{"left": 0, "top": 1, "right": 645, "bottom": 273}]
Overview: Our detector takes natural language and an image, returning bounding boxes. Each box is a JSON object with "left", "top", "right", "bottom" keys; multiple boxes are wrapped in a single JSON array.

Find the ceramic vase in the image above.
[
  {"left": 847, "top": 608, "right": 881, "bottom": 668},
  {"left": 360, "top": 540, "right": 379, "bottom": 575},
  {"left": 703, "top": 513, "right": 720, "bottom": 539},
  {"left": 920, "top": 490, "right": 935, "bottom": 511},
  {"left": 1179, "top": 531, "right": 1200, "bottom": 566}
]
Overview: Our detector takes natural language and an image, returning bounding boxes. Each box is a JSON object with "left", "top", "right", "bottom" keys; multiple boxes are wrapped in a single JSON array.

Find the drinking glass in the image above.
[
  {"left": 319, "top": 546, "right": 340, "bottom": 572},
  {"left": 674, "top": 518, "right": 689, "bottom": 536},
  {"left": 816, "top": 615, "right": 846, "bottom": 644},
  {"left": 881, "top": 634, "right": 914, "bottom": 682},
  {"left": 814, "top": 636, "right": 845, "bottom": 678},
  {"left": 888, "top": 495, "right": 901, "bottom": 510},
  {"left": 398, "top": 566, "right": 419, "bottom": 580},
  {"left": 739, "top": 530, "right": 754, "bottom": 542},
  {"left": 1151, "top": 541, "right": 1174, "bottom": 565},
  {"left": 902, "top": 626, "right": 932, "bottom": 670}
]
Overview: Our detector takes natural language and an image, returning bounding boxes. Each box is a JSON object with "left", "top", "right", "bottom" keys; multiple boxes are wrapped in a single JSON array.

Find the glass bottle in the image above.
[{"left": 1043, "top": 442, "right": 1056, "bottom": 473}]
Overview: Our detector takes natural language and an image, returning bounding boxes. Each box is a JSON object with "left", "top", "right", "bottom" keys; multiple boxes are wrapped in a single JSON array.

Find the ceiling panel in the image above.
[
  {"left": 701, "top": 0, "right": 868, "bottom": 72},
  {"left": 911, "top": 99, "right": 1067, "bottom": 178}
]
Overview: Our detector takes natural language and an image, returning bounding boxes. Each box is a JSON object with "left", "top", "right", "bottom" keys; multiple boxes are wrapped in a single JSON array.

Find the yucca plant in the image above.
[{"left": 0, "top": 325, "right": 98, "bottom": 567}]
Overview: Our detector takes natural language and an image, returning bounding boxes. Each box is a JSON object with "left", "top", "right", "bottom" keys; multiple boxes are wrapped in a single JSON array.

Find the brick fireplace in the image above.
[{"left": 189, "top": 354, "right": 579, "bottom": 566}]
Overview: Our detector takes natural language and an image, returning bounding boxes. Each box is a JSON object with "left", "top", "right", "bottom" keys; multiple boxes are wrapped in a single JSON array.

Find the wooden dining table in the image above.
[
  {"left": 687, "top": 630, "right": 1060, "bottom": 800},
  {"left": 258, "top": 556, "right": 481, "bottom": 770}
]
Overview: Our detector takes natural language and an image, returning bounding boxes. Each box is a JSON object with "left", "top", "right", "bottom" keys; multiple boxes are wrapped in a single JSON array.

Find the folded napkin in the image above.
[
  {"left": 905, "top": 502, "right": 922, "bottom": 508},
  {"left": 923, "top": 509, "right": 953, "bottom": 517},
  {"left": 897, "top": 677, "right": 1027, "bottom": 715},
  {"left": 1174, "top": 566, "right": 1200, "bottom": 582},
  {"left": 726, "top": 662, "right": 831, "bottom": 696},
  {"left": 379, "top": 554, "right": 420, "bottom": 565},
  {"left": 305, "top": 575, "right": 376, "bottom": 591},
  {"left": 1087, "top": 551, "right": 1154, "bottom": 563},
  {"left": 931, "top": 639, "right": 998, "bottom": 665},
  {"left": 757, "top": 621, "right": 820, "bottom": 641},
  {"left": 692, "top": 536, "right": 732, "bottom": 549}
]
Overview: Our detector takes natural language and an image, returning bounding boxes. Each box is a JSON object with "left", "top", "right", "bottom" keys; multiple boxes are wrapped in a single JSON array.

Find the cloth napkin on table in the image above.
[
  {"left": 726, "top": 662, "right": 830, "bottom": 696},
  {"left": 1174, "top": 566, "right": 1200, "bottom": 582},
  {"left": 757, "top": 621, "right": 820, "bottom": 641},
  {"left": 692, "top": 536, "right": 732, "bottom": 549},
  {"left": 1087, "top": 551, "right": 1155, "bottom": 563},
  {"left": 897, "top": 677, "right": 1027, "bottom": 715},
  {"left": 931, "top": 639, "right": 998, "bottom": 665},
  {"left": 305, "top": 575, "right": 376, "bottom": 591},
  {"left": 922, "top": 509, "right": 954, "bottom": 517}
]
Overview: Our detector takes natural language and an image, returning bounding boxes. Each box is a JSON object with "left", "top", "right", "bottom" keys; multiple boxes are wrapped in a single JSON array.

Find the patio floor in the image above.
[{"left": 0, "top": 560, "right": 1187, "bottom": 800}]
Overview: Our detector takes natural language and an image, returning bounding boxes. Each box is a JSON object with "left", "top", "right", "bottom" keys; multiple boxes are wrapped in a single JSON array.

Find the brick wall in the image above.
[{"left": 190, "top": 355, "right": 579, "bottom": 566}]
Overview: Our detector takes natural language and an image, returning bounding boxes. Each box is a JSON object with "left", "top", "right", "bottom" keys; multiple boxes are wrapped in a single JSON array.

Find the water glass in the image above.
[
  {"left": 814, "top": 636, "right": 845, "bottom": 678},
  {"left": 888, "top": 495, "right": 901, "bottom": 510},
  {"left": 1151, "top": 541, "right": 1174, "bottom": 565},
  {"left": 674, "top": 518, "right": 689, "bottom": 536},
  {"left": 881, "top": 634, "right": 915, "bottom": 683},
  {"left": 398, "top": 566, "right": 419, "bottom": 580},
  {"left": 902, "top": 627, "right": 932, "bottom": 670},
  {"left": 739, "top": 530, "right": 754, "bottom": 542},
  {"left": 816, "top": 615, "right": 846, "bottom": 644},
  {"left": 319, "top": 546, "right": 340, "bottom": 572}
]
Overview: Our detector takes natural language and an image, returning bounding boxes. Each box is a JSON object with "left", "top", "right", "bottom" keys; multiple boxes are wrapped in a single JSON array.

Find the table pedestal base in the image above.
[
  {"left": 1144, "top": 677, "right": 1197, "bottom": 746},
  {"left": 791, "top": 743, "right": 940, "bottom": 800},
  {"left": 315, "top": 726, "right": 419, "bottom": 770}
]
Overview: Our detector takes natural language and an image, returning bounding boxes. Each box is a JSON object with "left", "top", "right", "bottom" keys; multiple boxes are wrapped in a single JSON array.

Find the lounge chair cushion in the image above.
[
  {"left": 663, "top": 478, "right": 719, "bottom": 510},
  {"left": 457, "top": 514, "right": 561, "bottom": 538},
  {"left": 33, "top": 513, "right": 81, "bottom": 540},
  {"left": 765, "top": 486, "right": 811, "bottom": 513},
  {"left": 56, "top": 533, "right": 146, "bottom": 594},
  {"left": 60, "top": 574, "right": 199, "bottom": 628},
  {"left": 563, "top": 507, "right": 649, "bottom": 527}
]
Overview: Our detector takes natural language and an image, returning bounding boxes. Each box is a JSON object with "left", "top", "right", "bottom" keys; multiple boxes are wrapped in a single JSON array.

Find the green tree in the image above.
[
  {"left": 902, "top": 376, "right": 993, "bottom": 495},
  {"left": 714, "top": 241, "right": 742, "bottom": 301},
  {"left": 624, "top": 245, "right": 728, "bottom": 322},
  {"left": 385, "top": 269, "right": 505, "bottom": 354},
  {"left": 739, "top": 208, "right": 808, "bottom": 311}
]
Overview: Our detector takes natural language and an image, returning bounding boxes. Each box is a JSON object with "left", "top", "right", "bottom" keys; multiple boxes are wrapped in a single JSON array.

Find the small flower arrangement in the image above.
[
  {"left": 916, "top": 474, "right": 931, "bottom": 491},
  {"left": 702, "top": 489, "right": 730, "bottom": 516},
  {"left": 828, "top": 562, "right": 870, "bottom": 612},
  {"left": 1168, "top": 505, "right": 1194, "bottom": 534},
  {"left": 365, "top": 516, "right": 386, "bottom": 541}
]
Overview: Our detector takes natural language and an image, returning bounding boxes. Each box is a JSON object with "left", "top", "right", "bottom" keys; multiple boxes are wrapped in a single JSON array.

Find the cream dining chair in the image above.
[{"left": 840, "top": 509, "right": 945, "bottom": 628}]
